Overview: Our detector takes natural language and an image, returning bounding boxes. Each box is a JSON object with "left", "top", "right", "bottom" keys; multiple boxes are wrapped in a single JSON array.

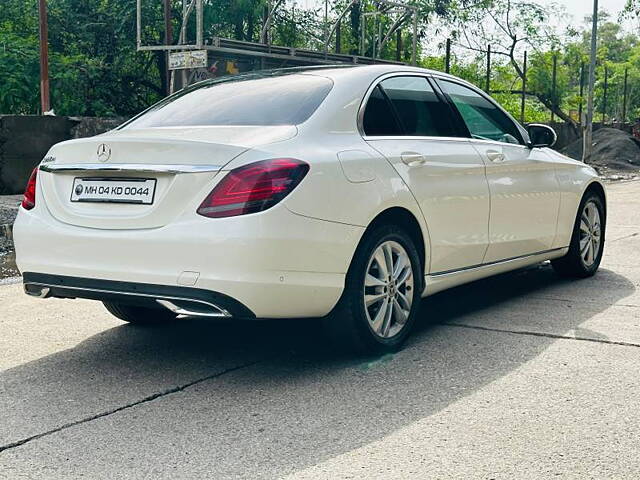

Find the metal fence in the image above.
[{"left": 433, "top": 39, "right": 634, "bottom": 128}]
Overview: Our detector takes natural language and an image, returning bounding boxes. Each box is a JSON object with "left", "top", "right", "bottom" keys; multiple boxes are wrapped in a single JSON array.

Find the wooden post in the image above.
[
  {"left": 38, "top": 0, "right": 50, "bottom": 113},
  {"left": 164, "top": 0, "right": 173, "bottom": 96},
  {"left": 578, "top": 62, "right": 585, "bottom": 125},
  {"left": 622, "top": 67, "right": 629, "bottom": 124},
  {"left": 551, "top": 53, "right": 557, "bottom": 122},
  {"left": 521, "top": 51, "right": 527, "bottom": 124},
  {"left": 445, "top": 38, "right": 451, "bottom": 73},
  {"left": 602, "top": 65, "right": 608, "bottom": 124},
  {"left": 485, "top": 44, "right": 491, "bottom": 93}
]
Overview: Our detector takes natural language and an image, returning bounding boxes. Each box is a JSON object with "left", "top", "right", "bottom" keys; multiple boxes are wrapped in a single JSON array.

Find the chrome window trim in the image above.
[
  {"left": 465, "top": 138, "right": 530, "bottom": 150},
  {"left": 362, "top": 135, "right": 468, "bottom": 143},
  {"left": 39, "top": 163, "right": 222, "bottom": 174}
]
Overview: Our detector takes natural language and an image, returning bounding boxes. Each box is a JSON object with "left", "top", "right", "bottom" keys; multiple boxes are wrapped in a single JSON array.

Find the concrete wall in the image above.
[{"left": 0, "top": 116, "right": 126, "bottom": 195}]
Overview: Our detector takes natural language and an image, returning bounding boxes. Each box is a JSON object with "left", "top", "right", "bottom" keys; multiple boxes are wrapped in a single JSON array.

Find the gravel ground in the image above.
[
  {"left": 0, "top": 196, "right": 21, "bottom": 226},
  {"left": 0, "top": 196, "right": 21, "bottom": 279}
]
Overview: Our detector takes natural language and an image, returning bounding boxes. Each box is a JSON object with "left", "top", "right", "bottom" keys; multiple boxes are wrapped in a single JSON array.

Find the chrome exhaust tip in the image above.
[
  {"left": 24, "top": 284, "right": 51, "bottom": 299},
  {"left": 156, "top": 299, "right": 232, "bottom": 318}
]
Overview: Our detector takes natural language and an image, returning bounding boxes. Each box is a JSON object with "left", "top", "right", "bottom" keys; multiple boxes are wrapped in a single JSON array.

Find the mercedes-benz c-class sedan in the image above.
[{"left": 14, "top": 65, "right": 606, "bottom": 354}]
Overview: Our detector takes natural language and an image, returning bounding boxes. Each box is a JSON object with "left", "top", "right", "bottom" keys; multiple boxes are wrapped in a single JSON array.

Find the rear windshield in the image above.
[{"left": 122, "top": 73, "right": 333, "bottom": 129}]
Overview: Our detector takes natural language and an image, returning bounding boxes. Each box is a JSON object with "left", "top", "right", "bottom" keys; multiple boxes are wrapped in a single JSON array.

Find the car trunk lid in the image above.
[{"left": 38, "top": 126, "right": 297, "bottom": 229}]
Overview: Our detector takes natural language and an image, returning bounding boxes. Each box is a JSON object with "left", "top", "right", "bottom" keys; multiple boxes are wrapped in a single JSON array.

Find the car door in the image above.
[
  {"left": 435, "top": 78, "right": 561, "bottom": 263},
  {"left": 361, "top": 74, "right": 491, "bottom": 274}
]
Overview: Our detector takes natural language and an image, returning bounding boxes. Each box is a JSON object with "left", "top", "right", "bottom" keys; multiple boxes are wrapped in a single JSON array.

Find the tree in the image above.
[{"left": 448, "top": 0, "right": 579, "bottom": 125}]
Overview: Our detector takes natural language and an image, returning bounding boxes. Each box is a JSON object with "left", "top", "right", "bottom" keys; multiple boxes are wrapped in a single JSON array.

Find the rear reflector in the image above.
[
  {"left": 21, "top": 167, "right": 38, "bottom": 210},
  {"left": 197, "top": 159, "right": 309, "bottom": 218}
]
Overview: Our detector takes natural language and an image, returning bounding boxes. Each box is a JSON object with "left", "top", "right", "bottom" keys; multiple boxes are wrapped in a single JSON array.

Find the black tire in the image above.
[
  {"left": 323, "top": 224, "right": 423, "bottom": 355},
  {"left": 551, "top": 190, "right": 605, "bottom": 278},
  {"left": 103, "top": 301, "right": 177, "bottom": 324}
]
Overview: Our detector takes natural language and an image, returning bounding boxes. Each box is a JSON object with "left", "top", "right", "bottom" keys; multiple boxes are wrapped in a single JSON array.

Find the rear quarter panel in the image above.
[{"left": 223, "top": 136, "right": 431, "bottom": 277}]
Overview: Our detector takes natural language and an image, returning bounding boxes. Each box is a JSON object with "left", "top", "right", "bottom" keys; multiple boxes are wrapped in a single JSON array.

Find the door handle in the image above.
[
  {"left": 401, "top": 152, "right": 426, "bottom": 167},
  {"left": 486, "top": 150, "right": 506, "bottom": 163}
]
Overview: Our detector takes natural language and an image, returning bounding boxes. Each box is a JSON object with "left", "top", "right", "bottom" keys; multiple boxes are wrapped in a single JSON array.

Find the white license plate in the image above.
[{"left": 71, "top": 178, "right": 157, "bottom": 204}]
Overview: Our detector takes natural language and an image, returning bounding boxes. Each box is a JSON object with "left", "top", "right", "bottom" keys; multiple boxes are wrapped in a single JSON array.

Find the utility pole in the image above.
[
  {"left": 583, "top": 0, "right": 598, "bottom": 163},
  {"left": 38, "top": 0, "right": 50, "bottom": 113},
  {"left": 411, "top": 12, "right": 418, "bottom": 66},
  {"left": 324, "top": 0, "right": 329, "bottom": 54}
]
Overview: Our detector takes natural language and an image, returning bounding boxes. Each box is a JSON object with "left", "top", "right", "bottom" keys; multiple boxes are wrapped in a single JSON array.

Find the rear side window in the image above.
[
  {"left": 122, "top": 74, "right": 332, "bottom": 128},
  {"left": 438, "top": 80, "right": 523, "bottom": 145},
  {"left": 379, "top": 76, "right": 456, "bottom": 137},
  {"left": 362, "top": 85, "right": 403, "bottom": 136},
  {"left": 362, "top": 76, "right": 456, "bottom": 137}
]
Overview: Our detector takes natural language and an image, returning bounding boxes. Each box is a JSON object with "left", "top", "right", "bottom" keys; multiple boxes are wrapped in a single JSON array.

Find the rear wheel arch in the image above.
[{"left": 359, "top": 207, "right": 427, "bottom": 283}]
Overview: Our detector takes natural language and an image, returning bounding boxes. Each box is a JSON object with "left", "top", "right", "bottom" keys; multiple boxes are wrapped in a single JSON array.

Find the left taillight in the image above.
[
  {"left": 21, "top": 167, "right": 38, "bottom": 210},
  {"left": 197, "top": 159, "right": 309, "bottom": 218}
]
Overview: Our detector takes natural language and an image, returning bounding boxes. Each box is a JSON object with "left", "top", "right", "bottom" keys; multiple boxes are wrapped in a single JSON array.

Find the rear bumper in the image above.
[
  {"left": 13, "top": 204, "right": 365, "bottom": 318},
  {"left": 23, "top": 272, "right": 256, "bottom": 318}
]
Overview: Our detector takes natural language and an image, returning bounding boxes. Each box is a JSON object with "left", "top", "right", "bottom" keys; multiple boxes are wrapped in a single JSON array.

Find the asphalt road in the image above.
[{"left": 1, "top": 181, "right": 639, "bottom": 479}]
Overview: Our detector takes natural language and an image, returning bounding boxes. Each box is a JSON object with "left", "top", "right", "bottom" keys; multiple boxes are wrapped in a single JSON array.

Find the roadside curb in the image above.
[{"left": 0, "top": 224, "right": 13, "bottom": 241}]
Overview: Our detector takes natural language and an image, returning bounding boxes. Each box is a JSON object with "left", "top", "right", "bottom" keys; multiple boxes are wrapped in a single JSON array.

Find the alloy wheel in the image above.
[
  {"left": 363, "top": 240, "right": 414, "bottom": 339},
  {"left": 579, "top": 200, "right": 602, "bottom": 267}
]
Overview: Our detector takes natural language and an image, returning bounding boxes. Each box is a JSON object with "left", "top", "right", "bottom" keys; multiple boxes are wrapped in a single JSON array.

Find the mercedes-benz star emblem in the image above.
[{"left": 97, "top": 143, "right": 111, "bottom": 162}]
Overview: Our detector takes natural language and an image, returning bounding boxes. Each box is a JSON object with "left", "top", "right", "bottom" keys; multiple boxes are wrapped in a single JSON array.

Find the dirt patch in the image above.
[{"left": 561, "top": 128, "right": 640, "bottom": 179}]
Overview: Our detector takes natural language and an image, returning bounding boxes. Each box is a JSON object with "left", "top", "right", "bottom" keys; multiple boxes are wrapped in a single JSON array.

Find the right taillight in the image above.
[
  {"left": 197, "top": 159, "right": 309, "bottom": 218},
  {"left": 21, "top": 167, "right": 38, "bottom": 210}
]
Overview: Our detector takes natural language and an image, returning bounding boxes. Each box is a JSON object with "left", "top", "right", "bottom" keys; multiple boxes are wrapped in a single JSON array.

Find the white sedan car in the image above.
[{"left": 14, "top": 65, "right": 606, "bottom": 354}]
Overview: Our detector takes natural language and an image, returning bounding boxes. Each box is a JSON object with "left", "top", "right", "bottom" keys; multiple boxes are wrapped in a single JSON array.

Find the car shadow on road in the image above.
[{"left": 0, "top": 263, "right": 635, "bottom": 478}]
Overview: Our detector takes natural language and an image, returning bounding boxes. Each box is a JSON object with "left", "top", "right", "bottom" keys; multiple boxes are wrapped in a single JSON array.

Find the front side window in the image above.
[
  {"left": 439, "top": 80, "right": 523, "bottom": 145},
  {"left": 122, "top": 73, "right": 333, "bottom": 129}
]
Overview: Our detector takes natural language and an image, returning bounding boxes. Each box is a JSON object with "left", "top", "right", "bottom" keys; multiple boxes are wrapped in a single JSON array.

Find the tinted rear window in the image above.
[
  {"left": 380, "top": 76, "right": 456, "bottom": 137},
  {"left": 362, "top": 86, "right": 403, "bottom": 136},
  {"left": 123, "top": 74, "right": 333, "bottom": 129}
]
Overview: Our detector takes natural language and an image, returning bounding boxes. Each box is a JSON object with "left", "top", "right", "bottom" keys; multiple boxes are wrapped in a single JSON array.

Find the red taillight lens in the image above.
[
  {"left": 21, "top": 168, "right": 38, "bottom": 210},
  {"left": 197, "top": 159, "right": 309, "bottom": 218}
]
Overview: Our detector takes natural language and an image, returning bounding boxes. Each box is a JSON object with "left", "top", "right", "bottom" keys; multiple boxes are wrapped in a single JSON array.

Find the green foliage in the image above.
[
  {"left": 0, "top": 0, "right": 637, "bottom": 124},
  {"left": 0, "top": 0, "right": 162, "bottom": 115}
]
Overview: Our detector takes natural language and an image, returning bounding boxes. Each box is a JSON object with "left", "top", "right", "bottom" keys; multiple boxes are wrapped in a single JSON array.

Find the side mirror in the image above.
[{"left": 527, "top": 123, "right": 557, "bottom": 148}]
